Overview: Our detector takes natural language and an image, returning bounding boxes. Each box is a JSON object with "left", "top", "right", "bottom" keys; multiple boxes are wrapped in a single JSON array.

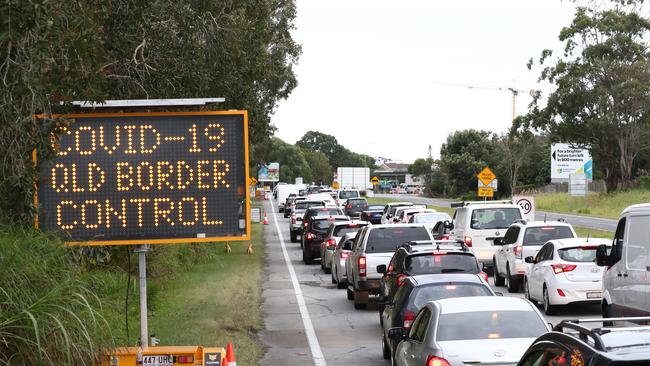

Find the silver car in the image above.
[
  {"left": 321, "top": 220, "right": 369, "bottom": 274},
  {"left": 331, "top": 232, "right": 357, "bottom": 289},
  {"left": 389, "top": 296, "right": 550, "bottom": 366}
]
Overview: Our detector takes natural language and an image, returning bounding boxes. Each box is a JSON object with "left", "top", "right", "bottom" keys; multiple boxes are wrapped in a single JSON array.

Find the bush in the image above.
[
  {"left": 635, "top": 175, "right": 650, "bottom": 190},
  {"left": 0, "top": 225, "right": 114, "bottom": 365}
]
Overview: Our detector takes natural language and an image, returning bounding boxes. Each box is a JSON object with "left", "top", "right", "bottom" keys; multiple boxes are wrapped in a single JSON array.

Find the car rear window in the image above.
[
  {"left": 410, "top": 283, "right": 492, "bottom": 309},
  {"left": 366, "top": 227, "right": 430, "bottom": 253},
  {"left": 339, "top": 191, "right": 359, "bottom": 199},
  {"left": 405, "top": 253, "right": 479, "bottom": 275},
  {"left": 367, "top": 204, "right": 385, "bottom": 211},
  {"left": 470, "top": 208, "right": 522, "bottom": 230},
  {"left": 295, "top": 201, "right": 323, "bottom": 210},
  {"left": 309, "top": 208, "right": 342, "bottom": 217},
  {"left": 347, "top": 199, "right": 367, "bottom": 206},
  {"left": 414, "top": 213, "right": 451, "bottom": 224},
  {"left": 313, "top": 219, "right": 347, "bottom": 232},
  {"left": 559, "top": 246, "right": 610, "bottom": 262},
  {"left": 436, "top": 310, "right": 547, "bottom": 341},
  {"left": 523, "top": 226, "right": 575, "bottom": 246},
  {"left": 333, "top": 225, "right": 366, "bottom": 237}
]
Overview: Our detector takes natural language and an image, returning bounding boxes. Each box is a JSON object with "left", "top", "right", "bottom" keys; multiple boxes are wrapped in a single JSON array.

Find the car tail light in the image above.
[
  {"left": 176, "top": 356, "right": 194, "bottom": 363},
  {"left": 341, "top": 252, "right": 349, "bottom": 259},
  {"left": 358, "top": 256, "right": 366, "bottom": 278},
  {"left": 557, "top": 289, "right": 566, "bottom": 297},
  {"left": 426, "top": 355, "right": 451, "bottom": 366},
  {"left": 478, "top": 272, "right": 488, "bottom": 281},
  {"left": 326, "top": 238, "right": 337, "bottom": 249},
  {"left": 306, "top": 232, "right": 315, "bottom": 240},
  {"left": 440, "top": 234, "right": 450, "bottom": 240},
  {"left": 464, "top": 236, "right": 472, "bottom": 247},
  {"left": 346, "top": 204, "right": 352, "bottom": 209},
  {"left": 551, "top": 264, "right": 576, "bottom": 274},
  {"left": 304, "top": 222, "right": 309, "bottom": 227},
  {"left": 291, "top": 215, "right": 296, "bottom": 224},
  {"left": 514, "top": 245, "right": 523, "bottom": 259},
  {"left": 403, "top": 310, "right": 415, "bottom": 331},
  {"left": 397, "top": 274, "right": 407, "bottom": 287}
]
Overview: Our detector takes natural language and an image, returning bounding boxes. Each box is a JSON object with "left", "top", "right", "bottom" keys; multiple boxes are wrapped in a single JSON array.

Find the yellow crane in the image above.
[{"left": 431, "top": 81, "right": 539, "bottom": 121}]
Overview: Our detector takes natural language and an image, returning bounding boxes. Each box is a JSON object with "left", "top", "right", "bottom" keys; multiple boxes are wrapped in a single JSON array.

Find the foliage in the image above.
[
  {"left": 301, "top": 148, "right": 333, "bottom": 185},
  {"left": 408, "top": 158, "right": 434, "bottom": 194},
  {"left": 296, "top": 130, "right": 376, "bottom": 169},
  {"left": 254, "top": 137, "right": 312, "bottom": 183},
  {"left": 0, "top": 0, "right": 301, "bottom": 224},
  {"left": 518, "top": 1, "right": 650, "bottom": 190}
]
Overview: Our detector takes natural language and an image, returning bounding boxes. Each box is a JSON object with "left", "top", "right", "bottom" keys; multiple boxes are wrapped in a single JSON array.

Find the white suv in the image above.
[
  {"left": 493, "top": 220, "right": 576, "bottom": 292},
  {"left": 450, "top": 200, "right": 525, "bottom": 269}
]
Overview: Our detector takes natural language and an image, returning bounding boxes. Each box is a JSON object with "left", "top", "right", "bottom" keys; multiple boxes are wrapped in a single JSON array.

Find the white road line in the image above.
[{"left": 269, "top": 200, "right": 327, "bottom": 366}]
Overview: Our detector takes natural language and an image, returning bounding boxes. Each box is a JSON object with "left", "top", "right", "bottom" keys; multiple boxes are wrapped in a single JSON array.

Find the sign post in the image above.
[{"left": 36, "top": 108, "right": 250, "bottom": 349}]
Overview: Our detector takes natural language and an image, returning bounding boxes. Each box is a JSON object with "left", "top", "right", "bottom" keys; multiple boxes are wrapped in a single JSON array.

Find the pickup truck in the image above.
[{"left": 345, "top": 224, "right": 433, "bottom": 309}]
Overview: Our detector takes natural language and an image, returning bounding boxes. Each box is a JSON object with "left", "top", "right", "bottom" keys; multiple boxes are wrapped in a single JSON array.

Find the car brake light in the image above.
[
  {"left": 306, "top": 232, "right": 315, "bottom": 240},
  {"left": 346, "top": 204, "right": 352, "bottom": 209},
  {"left": 552, "top": 264, "right": 576, "bottom": 274},
  {"left": 444, "top": 285, "right": 457, "bottom": 290},
  {"left": 478, "top": 271, "right": 488, "bottom": 281},
  {"left": 358, "top": 256, "right": 366, "bottom": 278},
  {"left": 304, "top": 222, "right": 309, "bottom": 227},
  {"left": 341, "top": 252, "right": 349, "bottom": 259},
  {"left": 514, "top": 245, "right": 523, "bottom": 259},
  {"left": 440, "top": 234, "right": 450, "bottom": 240},
  {"left": 464, "top": 236, "right": 472, "bottom": 247},
  {"left": 581, "top": 245, "right": 598, "bottom": 249},
  {"left": 403, "top": 310, "right": 415, "bottom": 331},
  {"left": 176, "top": 356, "right": 194, "bottom": 363},
  {"left": 326, "top": 238, "right": 337, "bottom": 249},
  {"left": 426, "top": 355, "right": 451, "bottom": 366},
  {"left": 397, "top": 274, "right": 407, "bottom": 286},
  {"left": 348, "top": 223, "right": 357, "bottom": 227}
]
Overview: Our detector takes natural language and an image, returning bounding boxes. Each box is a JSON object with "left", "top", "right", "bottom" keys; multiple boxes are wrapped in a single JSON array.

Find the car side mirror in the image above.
[
  {"left": 493, "top": 238, "right": 504, "bottom": 246},
  {"left": 377, "top": 264, "right": 387, "bottom": 274},
  {"left": 444, "top": 220, "right": 454, "bottom": 229},
  {"left": 524, "top": 256, "right": 535, "bottom": 264},
  {"left": 596, "top": 244, "right": 610, "bottom": 267},
  {"left": 388, "top": 327, "right": 406, "bottom": 341}
]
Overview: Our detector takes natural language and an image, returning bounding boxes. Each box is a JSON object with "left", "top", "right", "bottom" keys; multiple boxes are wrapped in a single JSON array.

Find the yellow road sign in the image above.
[
  {"left": 331, "top": 181, "right": 340, "bottom": 189},
  {"left": 478, "top": 187, "right": 494, "bottom": 197},
  {"left": 371, "top": 176, "right": 380, "bottom": 185},
  {"left": 249, "top": 177, "right": 258, "bottom": 185},
  {"left": 477, "top": 167, "right": 496, "bottom": 186}
]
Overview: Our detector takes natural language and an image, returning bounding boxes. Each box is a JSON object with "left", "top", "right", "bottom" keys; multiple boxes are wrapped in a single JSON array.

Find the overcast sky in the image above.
[{"left": 271, "top": 0, "right": 578, "bottom": 163}]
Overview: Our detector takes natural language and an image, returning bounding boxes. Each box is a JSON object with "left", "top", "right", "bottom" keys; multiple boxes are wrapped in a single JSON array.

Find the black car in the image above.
[
  {"left": 343, "top": 198, "right": 368, "bottom": 218},
  {"left": 302, "top": 215, "right": 349, "bottom": 264},
  {"left": 380, "top": 274, "right": 495, "bottom": 360},
  {"left": 518, "top": 317, "right": 650, "bottom": 366},
  {"left": 300, "top": 206, "right": 345, "bottom": 248},
  {"left": 377, "top": 240, "right": 483, "bottom": 312},
  {"left": 360, "top": 204, "right": 386, "bottom": 224}
]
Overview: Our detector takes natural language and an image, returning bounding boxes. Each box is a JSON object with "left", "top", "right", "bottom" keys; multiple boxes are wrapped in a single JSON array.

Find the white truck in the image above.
[
  {"left": 337, "top": 167, "right": 373, "bottom": 190},
  {"left": 275, "top": 184, "right": 306, "bottom": 212}
]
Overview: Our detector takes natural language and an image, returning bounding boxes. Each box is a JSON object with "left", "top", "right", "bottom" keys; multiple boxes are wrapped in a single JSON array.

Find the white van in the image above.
[
  {"left": 597, "top": 203, "right": 650, "bottom": 318},
  {"left": 451, "top": 200, "right": 525, "bottom": 268}
]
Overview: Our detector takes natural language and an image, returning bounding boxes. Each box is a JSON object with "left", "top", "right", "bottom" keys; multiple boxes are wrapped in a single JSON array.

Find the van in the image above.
[
  {"left": 450, "top": 200, "right": 524, "bottom": 269},
  {"left": 596, "top": 203, "right": 650, "bottom": 318}
]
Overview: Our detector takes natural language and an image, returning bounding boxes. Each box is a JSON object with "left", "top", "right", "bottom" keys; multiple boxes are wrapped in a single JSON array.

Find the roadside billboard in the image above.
[
  {"left": 550, "top": 143, "right": 592, "bottom": 181},
  {"left": 36, "top": 111, "right": 250, "bottom": 245},
  {"left": 258, "top": 162, "right": 279, "bottom": 182}
]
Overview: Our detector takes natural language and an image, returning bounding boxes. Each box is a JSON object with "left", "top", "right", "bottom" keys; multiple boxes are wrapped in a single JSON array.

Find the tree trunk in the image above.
[{"left": 618, "top": 134, "right": 635, "bottom": 189}]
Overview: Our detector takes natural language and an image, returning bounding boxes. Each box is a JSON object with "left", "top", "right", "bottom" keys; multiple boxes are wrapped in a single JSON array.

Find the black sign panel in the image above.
[{"left": 37, "top": 111, "right": 250, "bottom": 245}]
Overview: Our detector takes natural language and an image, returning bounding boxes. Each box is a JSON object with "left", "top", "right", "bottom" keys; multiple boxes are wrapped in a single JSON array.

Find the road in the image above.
[
  {"left": 259, "top": 199, "right": 600, "bottom": 366},
  {"left": 374, "top": 194, "right": 618, "bottom": 232}
]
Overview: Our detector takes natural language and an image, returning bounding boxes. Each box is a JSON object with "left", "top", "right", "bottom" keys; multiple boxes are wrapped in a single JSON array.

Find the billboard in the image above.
[
  {"left": 550, "top": 143, "right": 592, "bottom": 181},
  {"left": 258, "top": 162, "right": 279, "bottom": 182},
  {"left": 36, "top": 111, "right": 250, "bottom": 245}
]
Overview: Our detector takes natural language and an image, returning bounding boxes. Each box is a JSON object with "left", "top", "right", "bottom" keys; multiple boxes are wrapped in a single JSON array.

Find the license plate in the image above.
[
  {"left": 142, "top": 355, "right": 173, "bottom": 366},
  {"left": 587, "top": 292, "right": 602, "bottom": 299}
]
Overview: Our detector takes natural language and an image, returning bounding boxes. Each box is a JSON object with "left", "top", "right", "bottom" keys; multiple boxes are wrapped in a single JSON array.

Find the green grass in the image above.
[
  {"left": 573, "top": 226, "right": 613, "bottom": 239},
  {"left": 366, "top": 196, "right": 455, "bottom": 216},
  {"left": 535, "top": 189, "right": 650, "bottom": 219}
]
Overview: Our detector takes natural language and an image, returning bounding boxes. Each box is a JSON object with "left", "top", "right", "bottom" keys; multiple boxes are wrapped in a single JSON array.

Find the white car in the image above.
[
  {"left": 380, "top": 202, "right": 414, "bottom": 224},
  {"left": 493, "top": 220, "right": 577, "bottom": 293},
  {"left": 305, "top": 193, "right": 337, "bottom": 207},
  {"left": 391, "top": 205, "right": 427, "bottom": 224},
  {"left": 389, "top": 296, "right": 550, "bottom": 366},
  {"left": 525, "top": 237, "right": 611, "bottom": 315},
  {"left": 408, "top": 212, "right": 452, "bottom": 231},
  {"left": 331, "top": 232, "right": 357, "bottom": 289},
  {"left": 320, "top": 220, "right": 369, "bottom": 274},
  {"left": 394, "top": 207, "right": 434, "bottom": 224}
]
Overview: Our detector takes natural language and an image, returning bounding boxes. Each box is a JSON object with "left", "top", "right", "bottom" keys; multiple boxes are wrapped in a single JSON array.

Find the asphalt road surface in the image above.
[
  {"left": 259, "top": 200, "right": 600, "bottom": 366},
  {"left": 374, "top": 194, "right": 618, "bottom": 232}
]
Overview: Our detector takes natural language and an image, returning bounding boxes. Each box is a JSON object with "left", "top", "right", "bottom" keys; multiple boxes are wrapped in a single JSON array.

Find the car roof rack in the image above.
[
  {"left": 512, "top": 219, "right": 528, "bottom": 225},
  {"left": 554, "top": 317, "right": 650, "bottom": 352},
  {"left": 450, "top": 200, "right": 514, "bottom": 208},
  {"left": 400, "top": 240, "right": 470, "bottom": 252}
]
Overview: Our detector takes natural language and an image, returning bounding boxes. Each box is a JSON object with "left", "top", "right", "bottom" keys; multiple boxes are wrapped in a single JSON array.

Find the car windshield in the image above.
[
  {"left": 405, "top": 254, "right": 479, "bottom": 275},
  {"left": 367, "top": 204, "right": 385, "bottom": 211},
  {"left": 470, "top": 208, "right": 522, "bottom": 230},
  {"left": 366, "top": 227, "right": 430, "bottom": 253},
  {"left": 339, "top": 191, "right": 359, "bottom": 199},
  {"left": 437, "top": 310, "right": 548, "bottom": 341},
  {"left": 410, "top": 283, "right": 493, "bottom": 309},
  {"left": 313, "top": 219, "right": 346, "bottom": 232},
  {"left": 333, "top": 225, "right": 365, "bottom": 237},
  {"left": 414, "top": 213, "right": 451, "bottom": 224},
  {"left": 295, "top": 202, "right": 323, "bottom": 210},
  {"left": 559, "top": 246, "right": 610, "bottom": 262},
  {"left": 523, "top": 226, "right": 575, "bottom": 245}
]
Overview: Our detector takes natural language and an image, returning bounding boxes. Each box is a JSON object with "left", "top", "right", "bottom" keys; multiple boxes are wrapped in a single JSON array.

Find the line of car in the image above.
[{"left": 276, "top": 188, "right": 650, "bottom": 365}]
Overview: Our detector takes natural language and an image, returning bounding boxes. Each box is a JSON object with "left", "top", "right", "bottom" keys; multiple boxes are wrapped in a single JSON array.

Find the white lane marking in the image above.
[{"left": 269, "top": 200, "right": 327, "bottom": 366}]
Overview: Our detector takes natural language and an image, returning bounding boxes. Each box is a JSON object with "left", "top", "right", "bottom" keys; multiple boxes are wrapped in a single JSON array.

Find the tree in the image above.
[
  {"left": 408, "top": 158, "right": 434, "bottom": 194},
  {"left": 256, "top": 138, "right": 312, "bottom": 183},
  {"left": 297, "top": 130, "right": 375, "bottom": 169},
  {"left": 495, "top": 129, "right": 546, "bottom": 195},
  {"left": 519, "top": 1, "right": 650, "bottom": 190},
  {"left": 301, "top": 149, "right": 333, "bottom": 185}
]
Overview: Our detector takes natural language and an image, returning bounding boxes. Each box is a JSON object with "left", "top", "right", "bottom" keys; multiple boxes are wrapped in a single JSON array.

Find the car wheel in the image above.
[
  {"left": 290, "top": 231, "right": 297, "bottom": 243},
  {"left": 603, "top": 301, "right": 614, "bottom": 326},
  {"left": 506, "top": 265, "right": 519, "bottom": 293},
  {"left": 337, "top": 279, "right": 347, "bottom": 289},
  {"left": 382, "top": 335, "right": 391, "bottom": 360},
  {"left": 321, "top": 258, "right": 325, "bottom": 270},
  {"left": 331, "top": 270, "right": 337, "bottom": 284},
  {"left": 324, "top": 265, "right": 331, "bottom": 274},
  {"left": 493, "top": 257, "right": 505, "bottom": 286},
  {"left": 347, "top": 288, "right": 354, "bottom": 300},
  {"left": 524, "top": 277, "right": 537, "bottom": 305},
  {"left": 302, "top": 248, "right": 312, "bottom": 265},
  {"left": 543, "top": 286, "right": 557, "bottom": 315}
]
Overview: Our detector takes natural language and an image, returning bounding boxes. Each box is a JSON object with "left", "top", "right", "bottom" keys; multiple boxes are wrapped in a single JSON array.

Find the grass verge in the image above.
[
  {"left": 535, "top": 189, "right": 650, "bottom": 219},
  {"left": 366, "top": 196, "right": 455, "bottom": 216},
  {"left": 573, "top": 226, "right": 613, "bottom": 239}
]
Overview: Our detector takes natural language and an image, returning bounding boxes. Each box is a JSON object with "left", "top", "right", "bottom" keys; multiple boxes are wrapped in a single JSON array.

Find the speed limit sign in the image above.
[{"left": 514, "top": 196, "right": 535, "bottom": 220}]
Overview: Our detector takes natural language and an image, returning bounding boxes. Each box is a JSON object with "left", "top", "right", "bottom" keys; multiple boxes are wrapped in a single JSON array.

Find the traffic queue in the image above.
[{"left": 273, "top": 184, "right": 650, "bottom": 366}]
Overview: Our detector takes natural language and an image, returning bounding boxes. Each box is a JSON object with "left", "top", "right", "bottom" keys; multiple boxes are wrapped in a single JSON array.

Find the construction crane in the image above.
[{"left": 431, "top": 81, "right": 539, "bottom": 121}]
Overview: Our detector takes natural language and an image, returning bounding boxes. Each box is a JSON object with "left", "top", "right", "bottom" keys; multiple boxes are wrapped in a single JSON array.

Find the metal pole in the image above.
[{"left": 135, "top": 244, "right": 151, "bottom": 348}]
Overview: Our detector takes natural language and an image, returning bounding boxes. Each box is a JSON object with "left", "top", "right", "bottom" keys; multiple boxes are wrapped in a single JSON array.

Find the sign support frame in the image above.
[{"left": 134, "top": 244, "right": 151, "bottom": 348}]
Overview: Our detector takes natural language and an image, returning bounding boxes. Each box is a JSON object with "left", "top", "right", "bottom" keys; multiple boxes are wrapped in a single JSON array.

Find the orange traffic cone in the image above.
[
  {"left": 263, "top": 212, "right": 269, "bottom": 225},
  {"left": 226, "top": 342, "right": 237, "bottom": 366}
]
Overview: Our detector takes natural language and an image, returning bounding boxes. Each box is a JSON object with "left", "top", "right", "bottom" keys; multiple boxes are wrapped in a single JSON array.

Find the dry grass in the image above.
[{"left": 535, "top": 189, "right": 650, "bottom": 219}]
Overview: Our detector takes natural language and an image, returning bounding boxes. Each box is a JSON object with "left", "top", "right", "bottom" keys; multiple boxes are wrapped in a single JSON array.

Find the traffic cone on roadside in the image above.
[
  {"left": 226, "top": 342, "right": 237, "bottom": 366},
  {"left": 263, "top": 211, "right": 269, "bottom": 225}
]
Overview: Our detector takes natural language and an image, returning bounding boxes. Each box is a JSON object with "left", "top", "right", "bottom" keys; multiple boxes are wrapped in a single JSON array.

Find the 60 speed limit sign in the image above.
[{"left": 514, "top": 196, "right": 535, "bottom": 220}]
